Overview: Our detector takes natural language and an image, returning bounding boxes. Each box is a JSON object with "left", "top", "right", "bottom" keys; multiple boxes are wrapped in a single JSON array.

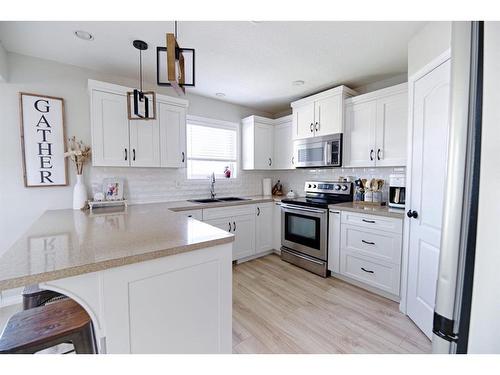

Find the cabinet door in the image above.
[
  {"left": 255, "top": 203, "right": 273, "bottom": 253},
  {"left": 273, "top": 121, "right": 294, "bottom": 169},
  {"left": 254, "top": 122, "right": 274, "bottom": 169},
  {"left": 344, "top": 101, "right": 377, "bottom": 167},
  {"left": 204, "top": 217, "right": 232, "bottom": 234},
  {"left": 375, "top": 92, "right": 408, "bottom": 167},
  {"left": 292, "top": 103, "right": 315, "bottom": 139},
  {"left": 232, "top": 214, "right": 256, "bottom": 261},
  {"left": 314, "top": 95, "right": 342, "bottom": 136},
  {"left": 129, "top": 117, "right": 160, "bottom": 167},
  {"left": 158, "top": 102, "right": 187, "bottom": 168},
  {"left": 91, "top": 90, "right": 130, "bottom": 167}
]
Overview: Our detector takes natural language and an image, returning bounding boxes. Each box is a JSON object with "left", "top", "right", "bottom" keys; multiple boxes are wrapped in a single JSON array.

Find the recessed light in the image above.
[
  {"left": 74, "top": 30, "right": 94, "bottom": 41},
  {"left": 215, "top": 93, "right": 226, "bottom": 98},
  {"left": 292, "top": 80, "right": 305, "bottom": 86}
]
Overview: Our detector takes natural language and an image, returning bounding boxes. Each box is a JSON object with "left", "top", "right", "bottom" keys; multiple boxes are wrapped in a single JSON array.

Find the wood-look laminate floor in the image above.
[{"left": 232, "top": 254, "right": 431, "bottom": 354}]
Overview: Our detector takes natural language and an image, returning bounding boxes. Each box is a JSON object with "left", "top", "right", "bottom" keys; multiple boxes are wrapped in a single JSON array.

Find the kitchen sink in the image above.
[
  {"left": 217, "top": 197, "right": 250, "bottom": 202},
  {"left": 188, "top": 198, "right": 222, "bottom": 203}
]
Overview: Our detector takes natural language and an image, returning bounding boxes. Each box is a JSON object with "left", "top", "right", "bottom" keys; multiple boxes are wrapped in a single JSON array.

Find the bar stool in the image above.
[
  {"left": 0, "top": 298, "right": 97, "bottom": 354},
  {"left": 22, "top": 285, "right": 64, "bottom": 310}
]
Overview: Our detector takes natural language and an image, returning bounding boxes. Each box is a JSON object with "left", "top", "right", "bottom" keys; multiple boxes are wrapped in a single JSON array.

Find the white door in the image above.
[
  {"left": 129, "top": 117, "right": 160, "bottom": 167},
  {"left": 158, "top": 102, "right": 186, "bottom": 168},
  {"left": 293, "top": 103, "right": 315, "bottom": 139},
  {"left": 255, "top": 203, "right": 273, "bottom": 253},
  {"left": 406, "top": 59, "right": 451, "bottom": 338},
  {"left": 375, "top": 92, "right": 408, "bottom": 167},
  {"left": 254, "top": 122, "right": 274, "bottom": 169},
  {"left": 315, "top": 95, "right": 342, "bottom": 136},
  {"left": 273, "top": 121, "right": 294, "bottom": 169},
  {"left": 344, "top": 100, "right": 377, "bottom": 167},
  {"left": 232, "top": 214, "right": 256, "bottom": 260},
  {"left": 91, "top": 90, "right": 130, "bottom": 167}
]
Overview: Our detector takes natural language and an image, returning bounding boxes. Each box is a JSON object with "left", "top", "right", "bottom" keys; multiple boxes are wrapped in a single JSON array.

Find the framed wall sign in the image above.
[{"left": 19, "top": 93, "right": 68, "bottom": 187}]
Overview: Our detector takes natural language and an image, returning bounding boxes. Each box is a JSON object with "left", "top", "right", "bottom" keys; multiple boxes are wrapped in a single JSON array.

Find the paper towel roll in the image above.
[{"left": 263, "top": 178, "right": 272, "bottom": 196}]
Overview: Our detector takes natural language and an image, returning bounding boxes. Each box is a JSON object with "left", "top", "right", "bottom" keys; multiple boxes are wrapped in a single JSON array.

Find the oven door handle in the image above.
[
  {"left": 284, "top": 250, "right": 325, "bottom": 265},
  {"left": 281, "top": 204, "right": 327, "bottom": 214},
  {"left": 325, "top": 141, "right": 332, "bottom": 165}
]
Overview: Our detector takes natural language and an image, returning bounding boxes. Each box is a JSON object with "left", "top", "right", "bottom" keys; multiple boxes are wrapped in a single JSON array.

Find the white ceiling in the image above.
[{"left": 0, "top": 21, "right": 424, "bottom": 113}]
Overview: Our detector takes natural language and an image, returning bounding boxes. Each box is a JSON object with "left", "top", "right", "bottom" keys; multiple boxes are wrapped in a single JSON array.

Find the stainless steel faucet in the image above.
[{"left": 209, "top": 172, "right": 216, "bottom": 199}]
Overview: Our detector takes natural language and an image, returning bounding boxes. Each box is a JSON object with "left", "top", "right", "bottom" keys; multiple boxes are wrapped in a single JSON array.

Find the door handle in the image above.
[
  {"left": 361, "top": 267, "right": 374, "bottom": 274},
  {"left": 370, "top": 149, "right": 374, "bottom": 161},
  {"left": 233, "top": 221, "right": 236, "bottom": 231},
  {"left": 407, "top": 210, "right": 418, "bottom": 219},
  {"left": 362, "top": 240, "right": 375, "bottom": 245},
  {"left": 181, "top": 151, "right": 185, "bottom": 163},
  {"left": 228, "top": 222, "right": 232, "bottom": 232},
  {"left": 315, "top": 122, "right": 319, "bottom": 131},
  {"left": 133, "top": 149, "right": 136, "bottom": 161},
  {"left": 310, "top": 123, "right": 314, "bottom": 132},
  {"left": 257, "top": 207, "right": 260, "bottom": 216},
  {"left": 124, "top": 148, "right": 128, "bottom": 161},
  {"left": 362, "top": 219, "right": 376, "bottom": 224},
  {"left": 268, "top": 158, "right": 272, "bottom": 166},
  {"left": 377, "top": 148, "right": 381, "bottom": 160}
]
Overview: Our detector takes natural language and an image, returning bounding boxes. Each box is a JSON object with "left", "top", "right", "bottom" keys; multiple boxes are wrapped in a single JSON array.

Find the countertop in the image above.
[
  {"left": 164, "top": 195, "right": 277, "bottom": 212},
  {"left": 0, "top": 203, "right": 235, "bottom": 291},
  {"left": 329, "top": 201, "right": 405, "bottom": 219}
]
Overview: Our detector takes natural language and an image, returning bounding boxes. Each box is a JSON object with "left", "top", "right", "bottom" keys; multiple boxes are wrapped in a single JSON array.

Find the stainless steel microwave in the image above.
[{"left": 293, "top": 133, "right": 342, "bottom": 168}]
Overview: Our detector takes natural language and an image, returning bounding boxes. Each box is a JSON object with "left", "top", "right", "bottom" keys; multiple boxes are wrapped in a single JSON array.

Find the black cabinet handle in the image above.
[
  {"left": 407, "top": 210, "right": 419, "bottom": 219},
  {"left": 124, "top": 148, "right": 128, "bottom": 161},
  {"left": 268, "top": 158, "right": 272, "bottom": 166},
  {"left": 292, "top": 156, "right": 294, "bottom": 165},
  {"left": 133, "top": 149, "right": 136, "bottom": 161},
  {"left": 228, "top": 222, "right": 232, "bottom": 232},
  {"left": 310, "top": 123, "right": 314, "bottom": 132},
  {"left": 377, "top": 148, "right": 381, "bottom": 160},
  {"left": 181, "top": 152, "right": 185, "bottom": 163},
  {"left": 315, "top": 122, "right": 319, "bottom": 131},
  {"left": 257, "top": 207, "right": 260, "bottom": 216},
  {"left": 361, "top": 267, "right": 374, "bottom": 274},
  {"left": 362, "top": 219, "right": 376, "bottom": 224},
  {"left": 370, "top": 149, "right": 374, "bottom": 161},
  {"left": 362, "top": 240, "right": 375, "bottom": 245},
  {"left": 233, "top": 221, "right": 236, "bottom": 231}
]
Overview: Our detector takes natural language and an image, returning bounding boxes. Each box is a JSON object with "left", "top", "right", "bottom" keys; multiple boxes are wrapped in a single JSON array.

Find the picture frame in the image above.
[
  {"left": 102, "top": 177, "right": 125, "bottom": 201},
  {"left": 19, "top": 92, "right": 68, "bottom": 187}
]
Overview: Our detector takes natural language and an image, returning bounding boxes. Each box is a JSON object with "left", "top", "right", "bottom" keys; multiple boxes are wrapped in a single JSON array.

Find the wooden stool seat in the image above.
[{"left": 0, "top": 298, "right": 97, "bottom": 354}]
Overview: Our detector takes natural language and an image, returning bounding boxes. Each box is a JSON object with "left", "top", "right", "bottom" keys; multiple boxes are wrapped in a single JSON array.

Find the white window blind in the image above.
[{"left": 186, "top": 119, "right": 238, "bottom": 179}]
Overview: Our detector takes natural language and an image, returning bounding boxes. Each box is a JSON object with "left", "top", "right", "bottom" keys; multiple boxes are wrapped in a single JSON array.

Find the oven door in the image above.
[{"left": 281, "top": 204, "right": 328, "bottom": 260}]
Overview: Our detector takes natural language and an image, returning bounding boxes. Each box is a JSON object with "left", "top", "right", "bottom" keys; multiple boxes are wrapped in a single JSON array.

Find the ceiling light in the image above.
[
  {"left": 292, "top": 80, "right": 305, "bottom": 86},
  {"left": 215, "top": 93, "right": 226, "bottom": 98},
  {"left": 74, "top": 30, "right": 93, "bottom": 41}
]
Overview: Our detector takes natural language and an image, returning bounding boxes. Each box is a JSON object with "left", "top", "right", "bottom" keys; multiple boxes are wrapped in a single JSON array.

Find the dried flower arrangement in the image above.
[{"left": 64, "top": 136, "right": 91, "bottom": 175}]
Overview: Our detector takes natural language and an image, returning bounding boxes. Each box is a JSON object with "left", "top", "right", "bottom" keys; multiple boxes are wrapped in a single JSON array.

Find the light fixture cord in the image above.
[
  {"left": 139, "top": 49, "right": 143, "bottom": 92},
  {"left": 175, "top": 21, "right": 178, "bottom": 39}
]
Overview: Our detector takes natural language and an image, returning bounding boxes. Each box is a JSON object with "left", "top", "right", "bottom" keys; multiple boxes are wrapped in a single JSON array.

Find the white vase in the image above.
[{"left": 73, "top": 174, "right": 87, "bottom": 210}]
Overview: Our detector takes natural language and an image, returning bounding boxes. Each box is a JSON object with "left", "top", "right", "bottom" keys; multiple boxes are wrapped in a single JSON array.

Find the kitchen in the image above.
[{"left": 0, "top": 15, "right": 499, "bottom": 361}]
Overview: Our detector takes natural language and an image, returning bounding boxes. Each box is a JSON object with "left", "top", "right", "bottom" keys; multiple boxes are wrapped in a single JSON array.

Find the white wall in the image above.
[
  {"left": 408, "top": 22, "right": 452, "bottom": 77},
  {"left": 0, "top": 52, "right": 271, "bottom": 253},
  {"left": 0, "top": 42, "right": 7, "bottom": 82},
  {"left": 467, "top": 21, "right": 500, "bottom": 353}
]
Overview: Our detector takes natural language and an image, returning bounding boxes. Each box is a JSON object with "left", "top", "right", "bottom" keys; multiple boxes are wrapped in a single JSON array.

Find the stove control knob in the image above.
[
  {"left": 313, "top": 184, "right": 317, "bottom": 188},
  {"left": 341, "top": 185, "right": 348, "bottom": 191},
  {"left": 308, "top": 184, "right": 312, "bottom": 188},
  {"left": 334, "top": 185, "right": 341, "bottom": 190}
]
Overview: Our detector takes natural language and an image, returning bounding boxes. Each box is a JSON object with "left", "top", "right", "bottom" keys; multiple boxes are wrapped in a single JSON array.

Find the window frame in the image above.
[{"left": 185, "top": 115, "right": 241, "bottom": 181}]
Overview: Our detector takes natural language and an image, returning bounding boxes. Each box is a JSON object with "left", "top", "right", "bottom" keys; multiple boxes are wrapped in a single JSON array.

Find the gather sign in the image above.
[{"left": 20, "top": 93, "right": 68, "bottom": 187}]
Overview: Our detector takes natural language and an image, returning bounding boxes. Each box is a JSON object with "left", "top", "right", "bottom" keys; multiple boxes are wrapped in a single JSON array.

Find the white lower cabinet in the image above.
[
  {"left": 329, "top": 210, "right": 403, "bottom": 300},
  {"left": 272, "top": 202, "right": 282, "bottom": 252},
  {"left": 255, "top": 203, "right": 273, "bottom": 254},
  {"left": 178, "top": 209, "right": 203, "bottom": 220}
]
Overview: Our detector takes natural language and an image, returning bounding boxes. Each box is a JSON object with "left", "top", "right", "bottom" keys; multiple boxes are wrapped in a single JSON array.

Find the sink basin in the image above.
[
  {"left": 188, "top": 198, "right": 222, "bottom": 204},
  {"left": 217, "top": 197, "right": 250, "bottom": 202}
]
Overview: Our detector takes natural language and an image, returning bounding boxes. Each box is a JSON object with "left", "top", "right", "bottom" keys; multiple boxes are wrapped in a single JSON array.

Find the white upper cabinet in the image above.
[
  {"left": 273, "top": 116, "right": 294, "bottom": 169},
  {"left": 291, "top": 85, "right": 357, "bottom": 140},
  {"left": 158, "top": 102, "right": 187, "bottom": 168},
  {"left": 89, "top": 80, "right": 188, "bottom": 169},
  {"left": 91, "top": 90, "right": 130, "bottom": 167},
  {"left": 344, "top": 83, "right": 408, "bottom": 168}
]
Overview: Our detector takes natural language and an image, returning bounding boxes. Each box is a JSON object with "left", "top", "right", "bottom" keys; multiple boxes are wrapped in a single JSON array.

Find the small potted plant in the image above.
[{"left": 65, "top": 137, "right": 91, "bottom": 209}]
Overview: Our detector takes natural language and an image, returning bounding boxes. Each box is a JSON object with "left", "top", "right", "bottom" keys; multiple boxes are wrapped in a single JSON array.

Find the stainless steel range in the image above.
[{"left": 280, "top": 181, "right": 353, "bottom": 277}]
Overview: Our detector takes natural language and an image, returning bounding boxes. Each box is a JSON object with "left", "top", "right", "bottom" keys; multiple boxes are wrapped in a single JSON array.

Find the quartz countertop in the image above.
[
  {"left": 164, "top": 195, "right": 277, "bottom": 212},
  {"left": 0, "top": 203, "right": 235, "bottom": 291},
  {"left": 329, "top": 201, "right": 405, "bottom": 219}
]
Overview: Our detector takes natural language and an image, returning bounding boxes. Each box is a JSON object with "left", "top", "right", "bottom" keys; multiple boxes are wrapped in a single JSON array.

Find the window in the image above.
[{"left": 186, "top": 116, "right": 238, "bottom": 179}]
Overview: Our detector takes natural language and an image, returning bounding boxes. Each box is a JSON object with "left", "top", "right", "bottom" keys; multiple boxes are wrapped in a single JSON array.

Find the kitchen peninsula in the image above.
[{"left": 0, "top": 203, "right": 234, "bottom": 353}]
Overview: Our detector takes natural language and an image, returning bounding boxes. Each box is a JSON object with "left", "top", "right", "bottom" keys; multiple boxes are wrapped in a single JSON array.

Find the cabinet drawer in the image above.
[
  {"left": 341, "top": 211, "right": 402, "bottom": 234},
  {"left": 178, "top": 209, "right": 203, "bottom": 220},
  {"left": 341, "top": 224, "right": 401, "bottom": 264},
  {"left": 340, "top": 251, "right": 400, "bottom": 295},
  {"left": 203, "top": 204, "right": 255, "bottom": 220}
]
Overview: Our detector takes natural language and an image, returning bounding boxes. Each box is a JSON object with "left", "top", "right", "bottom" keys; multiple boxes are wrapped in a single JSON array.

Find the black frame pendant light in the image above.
[{"left": 127, "top": 39, "right": 156, "bottom": 120}]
